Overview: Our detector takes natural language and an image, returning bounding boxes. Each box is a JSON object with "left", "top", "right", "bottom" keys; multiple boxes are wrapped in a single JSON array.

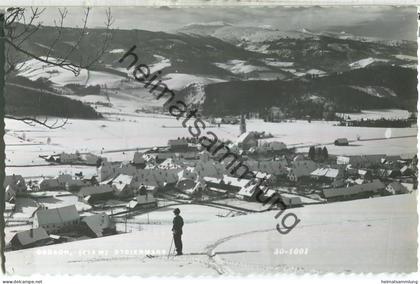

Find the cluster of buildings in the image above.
[
  {"left": 338, "top": 118, "right": 414, "bottom": 128},
  {"left": 43, "top": 151, "right": 103, "bottom": 166},
  {"left": 9, "top": 205, "right": 116, "bottom": 250},
  {"left": 67, "top": 132, "right": 416, "bottom": 206},
  {"left": 8, "top": 130, "right": 416, "bottom": 208},
  {"left": 5, "top": 125, "right": 417, "bottom": 251},
  {"left": 316, "top": 154, "right": 417, "bottom": 201}
]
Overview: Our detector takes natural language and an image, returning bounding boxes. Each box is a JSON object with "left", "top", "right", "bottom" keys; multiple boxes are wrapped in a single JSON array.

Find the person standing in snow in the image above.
[{"left": 172, "top": 208, "right": 184, "bottom": 256}]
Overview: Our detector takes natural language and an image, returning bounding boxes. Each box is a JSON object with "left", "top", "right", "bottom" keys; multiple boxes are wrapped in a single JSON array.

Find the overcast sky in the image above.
[{"left": 36, "top": 6, "right": 417, "bottom": 41}]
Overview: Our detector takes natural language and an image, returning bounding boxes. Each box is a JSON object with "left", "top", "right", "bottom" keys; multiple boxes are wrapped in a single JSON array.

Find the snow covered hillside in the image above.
[
  {"left": 5, "top": 194, "right": 417, "bottom": 275},
  {"left": 17, "top": 57, "right": 125, "bottom": 88},
  {"left": 8, "top": 22, "right": 416, "bottom": 118},
  {"left": 349, "top": 57, "right": 389, "bottom": 69}
]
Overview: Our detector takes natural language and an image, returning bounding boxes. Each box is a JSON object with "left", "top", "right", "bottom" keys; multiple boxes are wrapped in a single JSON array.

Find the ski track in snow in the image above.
[
  {"left": 205, "top": 228, "right": 273, "bottom": 274},
  {"left": 202, "top": 215, "right": 390, "bottom": 274}
]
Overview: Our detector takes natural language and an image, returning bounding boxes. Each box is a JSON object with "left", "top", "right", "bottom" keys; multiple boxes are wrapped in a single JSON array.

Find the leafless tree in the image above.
[
  {"left": 2, "top": 7, "right": 114, "bottom": 129},
  {"left": 0, "top": 7, "right": 114, "bottom": 273}
]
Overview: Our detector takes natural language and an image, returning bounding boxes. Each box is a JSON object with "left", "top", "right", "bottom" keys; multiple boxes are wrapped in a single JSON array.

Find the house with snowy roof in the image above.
[
  {"left": 158, "top": 158, "right": 183, "bottom": 170},
  {"left": 203, "top": 176, "right": 228, "bottom": 195},
  {"left": 127, "top": 194, "right": 158, "bottom": 210},
  {"left": 136, "top": 168, "right": 180, "bottom": 188},
  {"left": 337, "top": 155, "right": 385, "bottom": 168},
  {"left": 204, "top": 175, "right": 252, "bottom": 195},
  {"left": 33, "top": 205, "right": 80, "bottom": 234},
  {"left": 175, "top": 168, "right": 202, "bottom": 194},
  {"left": 132, "top": 152, "right": 146, "bottom": 167},
  {"left": 112, "top": 174, "right": 136, "bottom": 198},
  {"left": 400, "top": 165, "right": 413, "bottom": 176},
  {"left": 258, "top": 141, "right": 287, "bottom": 153},
  {"left": 178, "top": 167, "right": 198, "bottom": 180},
  {"left": 59, "top": 152, "right": 79, "bottom": 163},
  {"left": 39, "top": 178, "right": 62, "bottom": 191},
  {"left": 81, "top": 213, "right": 116, "bottom": 238},
  {"left": 221, "top": 175, "right": 252, "bottom": 190},
  {"left": 280, "top": 194, "right": 303, "bottom": 207},
  {"left": 137, "top": 184, "right": 158, "bottom": 195},
  {"left": 66, "top": 178, "right": 88, "bottom": 191},
  {"left": 287, "top": 159, "right": 317, "bottom": 182},
  {"left": 168, "top": 138, "right": 189, "bottom": 152},
  {"left": 192, "top": 159, "right": 226, "bottom": 179},
  {"left": 322, "top": 179, "right": 385, "bottom": 201},
  {"left": 56, "top": 174, "right": 73, "bottom": 186},
  {"left": 261, "top": 188, "right": 282, "bottom": 202},
  {"left": 244, "top": 158, "right": 288, "bottom": 176},
  {"left": 176, "top": 178, "right": 199, "bottom": 192},
  {"left": 252, "top": 171, "right": 275, "bottom": 184},
  {"left": 4, "top": 174, "right": 26, "bottom": 193},
  {"left": 98, "top": 161, "right": 121, "bottom": 182},
  {"left": 236, "top": 131, "right": 258, "bottom": 150},
  {"left": 310, "top": 167, "right": 344, "bottom": 185},
  {"left": 381, "top": 155, "right": 402, "bottom": 164},
  {"left": 5, "top": 185, "right": 16, "bottom": 203},
  {"left": 10, "top": 228, "right": 53, "bottom": 250},
  {"left": 334, "top": 138, "right": 349, "bottom": 146},
  {"left": 78, "top": 184, "right": 114, "bottom": 204},
  {"left": 236, "top": 179, "right": 266, "bottom": 201},
  {"left": 144, "top": 150, "right": 179, "bottom": 162},
  {"left": 259, "top": 190, "right": 302, "bottom": 208},
  {"left": 80, "top": 153, "right": 103, "bottom": 166},
  {"left": 384, "top": 182, "right": 410, "bottom": 195}
]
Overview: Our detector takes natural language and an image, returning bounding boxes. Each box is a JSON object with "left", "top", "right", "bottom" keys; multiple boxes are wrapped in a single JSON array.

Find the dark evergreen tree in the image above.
[
  {"left": 322, "top": 146, "right": 329, "bottom": 161},
  {"left": 308, "top": 146, "right": 316, "bottom": 160},
  {"left": 315, "top": 147, "right": 322, "bottom": 160}
]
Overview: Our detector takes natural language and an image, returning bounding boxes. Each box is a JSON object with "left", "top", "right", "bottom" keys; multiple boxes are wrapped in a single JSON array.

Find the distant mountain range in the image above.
[{"left": 5, "top": 23, "right": 418, "bottom": 118}]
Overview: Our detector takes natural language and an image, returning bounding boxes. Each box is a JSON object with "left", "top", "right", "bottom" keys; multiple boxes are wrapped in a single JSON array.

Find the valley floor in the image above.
[{"left": 5, "top": 110, "right": 417, "bottom": 178}]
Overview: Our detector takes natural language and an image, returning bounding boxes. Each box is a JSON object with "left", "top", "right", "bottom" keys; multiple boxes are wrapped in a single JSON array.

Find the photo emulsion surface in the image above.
[{"left": 1, "top": 6, "right": 418, "bottom": 275}]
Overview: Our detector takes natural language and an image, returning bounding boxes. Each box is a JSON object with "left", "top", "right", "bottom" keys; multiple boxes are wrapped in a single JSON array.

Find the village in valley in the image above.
[
  {"left": 2, "top": 6, "right": 418, "bottom": 275},
  {"left": 4, "top": 114, "right": 418, "bottom": 251}
]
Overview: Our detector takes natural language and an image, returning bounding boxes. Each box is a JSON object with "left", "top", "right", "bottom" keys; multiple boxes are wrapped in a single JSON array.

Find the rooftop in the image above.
[{"left": 35, "top": 205, "right": 80, "bottom": 226}]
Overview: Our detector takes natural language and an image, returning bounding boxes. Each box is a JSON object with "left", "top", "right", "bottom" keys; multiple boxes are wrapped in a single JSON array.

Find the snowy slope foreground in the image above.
[{"left": 5, "top": 194, "right": 417, "bottom": 275}]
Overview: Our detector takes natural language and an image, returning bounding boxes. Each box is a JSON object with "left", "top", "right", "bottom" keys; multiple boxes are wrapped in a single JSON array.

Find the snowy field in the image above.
[
  {"left": 5, "top": 193, "right": 417, "bottom": 275},
  {"left": 5, "top": 108, "right": 417, "bottom": 178},
  {"left": 17, "top": 57, "right": 125, "bottom": 88}
]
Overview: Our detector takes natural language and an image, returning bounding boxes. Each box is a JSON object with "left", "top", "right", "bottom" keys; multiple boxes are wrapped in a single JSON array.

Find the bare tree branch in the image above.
[
  {"left": 3, "top": 7, "right": 113, "bottom": 130},
  {"left": 9, "top": 8, "right": 45, "bottom": 42},
  {"left": 4, "top": 115, "right": 69, "bottom": 129},
  {"left": 57, "top": 7, "right": 90, "bottom": 66},
  {"left": 45, "top": 8, "right": 67, "bottom": 61},
  {"left": 5, "top": 8, "right": 45, "bottom": 74},
  {"left": 5, "top": 7, "right": 114, "bottom": 75},
  {"left": 5, "top": 8, "right": 24, "bottom": 26},
  {"left": 5, "top": 38, "right": 81, "bottom": 75},
  {"left": 83, "top": 7, "right": 114, "bottom": 68}
]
